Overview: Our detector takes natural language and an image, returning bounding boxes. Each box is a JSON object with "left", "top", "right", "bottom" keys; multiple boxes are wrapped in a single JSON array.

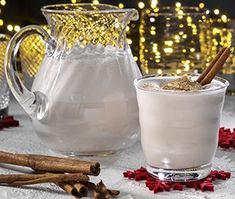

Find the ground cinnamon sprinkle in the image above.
[{"left": 123, "top": 167, "right": 231, "bottom": 193}]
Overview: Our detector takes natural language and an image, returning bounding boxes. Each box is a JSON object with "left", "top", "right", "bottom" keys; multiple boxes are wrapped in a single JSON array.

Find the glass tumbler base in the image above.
[{"left": 147, "top": 163, "right": 211, "bottom": 182}]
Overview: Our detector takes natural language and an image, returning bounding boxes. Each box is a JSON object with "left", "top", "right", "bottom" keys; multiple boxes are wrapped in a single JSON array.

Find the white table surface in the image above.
[{"left": 0, "top": 96, "right": 235, "bottom": 199}]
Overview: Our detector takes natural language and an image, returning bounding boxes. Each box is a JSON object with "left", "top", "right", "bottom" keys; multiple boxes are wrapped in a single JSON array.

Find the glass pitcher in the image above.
[{"left": 5, "top": 4, "right": 141, "bottom": 156}]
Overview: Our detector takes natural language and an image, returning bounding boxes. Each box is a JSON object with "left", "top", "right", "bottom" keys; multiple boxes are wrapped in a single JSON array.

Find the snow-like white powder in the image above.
[{"left": 31, "top": 44, "right": 141, "bottom": 154}]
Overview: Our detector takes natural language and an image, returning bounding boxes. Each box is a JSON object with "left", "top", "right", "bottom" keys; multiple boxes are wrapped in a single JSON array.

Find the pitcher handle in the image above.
[{"left": 4, "top": 25, "right": 55, "bottom": 118}]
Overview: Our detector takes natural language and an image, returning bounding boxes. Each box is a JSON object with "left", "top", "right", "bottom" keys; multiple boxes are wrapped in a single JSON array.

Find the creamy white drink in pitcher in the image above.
[
  {"left": 31, "top": 44, "right": 140, "bottom": 154},
  {"left": 5, "top": 4, "right": 141, "bottom": 156},
  {"left": 135, "top": 75, "right": 229, "bottom": 181}
]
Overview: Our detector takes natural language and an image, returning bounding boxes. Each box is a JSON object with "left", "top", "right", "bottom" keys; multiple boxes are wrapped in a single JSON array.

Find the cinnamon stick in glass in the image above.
[
  {"left": 197, "top": 47, "right": 226, "bottom": 83},
  {"left": 0, "top": 151, "right": 100, "bottom": 176},
  {"left": 200, "top": 48, "right": 231, "bottom": 86},
  {"left": 197, "top": 47, "right": 231, "bottom": 86}
]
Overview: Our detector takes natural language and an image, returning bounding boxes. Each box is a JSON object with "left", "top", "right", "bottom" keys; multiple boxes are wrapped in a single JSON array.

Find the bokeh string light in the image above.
[
  {"left": 139, "top": 5, "right": 212, "bottom": 75},
  {"left": 0, "top": 0, "right": 21, "bottom": 33},
  {"left": 1, "top": 0, "right": 233, "bottom": 79}
]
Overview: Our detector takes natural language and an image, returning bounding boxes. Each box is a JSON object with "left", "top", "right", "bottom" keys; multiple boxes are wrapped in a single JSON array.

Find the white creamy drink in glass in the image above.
[{"left": 135, "top": 75, "right": 229, "bottom": 182}]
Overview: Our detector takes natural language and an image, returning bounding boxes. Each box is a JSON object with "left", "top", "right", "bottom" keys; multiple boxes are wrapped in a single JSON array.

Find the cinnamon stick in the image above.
[
  {"left": 197, "top": 47, "right": 226, "bottom": 83},
  {"left": 72, "top": 182, "right": 88, "bottom": 197},
  {"left": 0, "top": 151, "right": 100, "bottom": 176},
  {"left": 57, "top": 182, "right": 78, "bottom": 197},
  {"left": 58, "top": 182, "right": 88, "bottom": 198},
  {"left": 197, "top": 47, "right": 231, "bottom": 86},
  {"left": 35, "top": 171, "right": 88, "bottom": 198},
  {"left": 0, "top": 173, "right": 88, "bottom": 186}
]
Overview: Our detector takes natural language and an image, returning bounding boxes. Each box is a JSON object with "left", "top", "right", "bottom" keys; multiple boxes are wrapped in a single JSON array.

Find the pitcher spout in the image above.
[{"left": 122, "top": 8, "right": 139, "bottom": 22}]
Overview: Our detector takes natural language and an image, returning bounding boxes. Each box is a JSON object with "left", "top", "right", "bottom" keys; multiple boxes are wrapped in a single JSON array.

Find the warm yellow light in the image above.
[
  {"left": 214, "top": 9, "right": 220, "bottom": 15},
  {"left": 14, "top": 25, "right": 21, "bottom": 32},
  {"left": 126, "top": 26, "right": 130, "bottom": 32},
  {"left": 153, "top": 8, "right": 159, "bottom": 12},
  {"left": 187, "top": 16, "right": 192, "bottom": 23},
  {"left": 138, "top": 2, "right": 145, "bottom": 9},
  {"left": 127, "top": 38, "right": 132, "bottom": 45},
  {"left": 199, "top": 3, "right": 205, "bottom": 9},
  {"left": 151, "top": 0, "right": 158, "bottom": 9},
  {"left": 178, "top": 10, "right": 184, "bottom": 15},
  {"left": 150, "top": 30, "right": 156, "bottom": 35},
  {"left": 182, "top": 49, "right": 187, "bottom": 53},
  {"left": 140, "top": 37, "right": 145, "bottom": 42},
  {"left": 71, "top": 0, "right": 76, "bottom": 3},
  {"left": 7, "top": 24, "right": 13, "bottom": 31},
  {"left": 155, "top": 59, "right": 160, "bottom": 63},
  {"left": 164, "top": 47, "right": 173, "bottom": 54},
  {"left": 118, "top": 3, "right": 124, "bottom": 9},
  {"left": 134, "top": 56, "right": 138, "bottom": 61},
  {"left": 93, "top": 0, "right": 99, "bottom": 5},
  {"left": 177, "top": 9, "right": 184, "bottom": 19},
  {"left": 191, "top": 24, "right": 197, "bottom": 29},
  {"left": 152, "top": 45, "right": 159, "bottom": 53},
  {"left": 179, "top": 31, "right": 184, "bottom": 35},
  {"left": 0, "top": 19, "right": 3, "bottom": 26},
  {"left": 176, "top": 69, "right": 182, "bottom": 74},
  {"left": 182, "top": 34, "right": 187, "bottom": 39},
  {"left": 0, "top": 0, "right": 6, "bottom": 6},
  {"left": 157, "top": 69, "right": 162, "bottom": 74},
  {"left": 190, "top": 48, "right": 195, "bottom": 52},
  {"left": 221, "top": 15, "right": 228, "bottom": 23},
  {"left": 185, "top": 60, "right": 190, "bottom": 64},
  {"left": 174, "top": 37, "right": 180, "bottom": 43},
  {"left": 179, "top": 24, "right": 184, "bottom": 28},
  {"left": 212, "top": 27, "right": 220, "bottom": 35},
  {"left": 184, "top": 64, "right": 190, "bottom": 71},
  {"left": 154, "top": 52, "right": 161, "bottom": 58},
  {"left": 175, "top": 2, "right": 181, "bottom": 8},
  {"left": 164, "top": 40, "right": 173, "bottom": 46}
]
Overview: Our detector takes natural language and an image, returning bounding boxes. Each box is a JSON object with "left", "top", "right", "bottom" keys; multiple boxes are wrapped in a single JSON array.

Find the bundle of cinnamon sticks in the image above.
[{"left": 0, "top": 150, "right": 119, "bottom": 198}]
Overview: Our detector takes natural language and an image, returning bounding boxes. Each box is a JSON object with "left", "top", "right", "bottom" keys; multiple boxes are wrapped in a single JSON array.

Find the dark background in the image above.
[{"left": 0, "top": 0, "right": 234, "bottom": 30}]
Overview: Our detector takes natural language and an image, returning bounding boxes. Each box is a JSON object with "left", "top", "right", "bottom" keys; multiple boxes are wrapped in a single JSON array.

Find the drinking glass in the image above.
[
  {"left": 139, "top": 7, "right": 211, "bottom": 75},
  {"left": 0, "top": 34, "right": 10, "bottom": 117},
  {"left": 134, "top": 74, "right": 229, "bottom": 182}
]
